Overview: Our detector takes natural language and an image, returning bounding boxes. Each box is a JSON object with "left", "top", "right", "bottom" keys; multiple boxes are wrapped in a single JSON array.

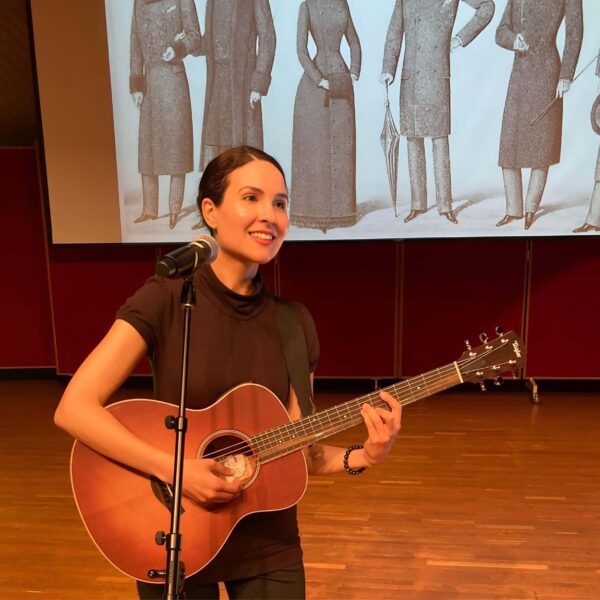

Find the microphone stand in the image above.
[{"left": 148, "top": 274, "right": 195, "bottom": 599}]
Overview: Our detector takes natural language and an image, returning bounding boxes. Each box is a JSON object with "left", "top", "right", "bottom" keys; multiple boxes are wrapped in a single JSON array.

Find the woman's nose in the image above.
[{"left": 258, "top": 199, "right": 276, "bottom": 222}]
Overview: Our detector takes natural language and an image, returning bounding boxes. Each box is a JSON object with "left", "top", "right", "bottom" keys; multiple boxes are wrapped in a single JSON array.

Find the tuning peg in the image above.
[
  {"left": 494, "top": 376, "right": 504, "bottom": 387},
  {"left": 495, "top": 326, "right": 504, "bottom": 336},
  {"left": 479, "top": 381, "right": 487, "bottom": 392},
  {"left": 479, "top": 332, "right": 488, "bottom": 344},
  {"left": 464, "top": 339, "right": 472, "bottom": 351}
]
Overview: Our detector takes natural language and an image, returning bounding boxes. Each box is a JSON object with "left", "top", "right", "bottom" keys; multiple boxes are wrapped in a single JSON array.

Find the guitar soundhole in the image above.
[{"left": 198, "top": 432, "right": 258, "bottom": 489}]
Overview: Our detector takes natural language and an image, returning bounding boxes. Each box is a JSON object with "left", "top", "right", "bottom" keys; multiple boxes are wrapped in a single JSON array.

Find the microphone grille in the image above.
[{"left": 191, "top": 234, "right": 219, "bottom": 263}]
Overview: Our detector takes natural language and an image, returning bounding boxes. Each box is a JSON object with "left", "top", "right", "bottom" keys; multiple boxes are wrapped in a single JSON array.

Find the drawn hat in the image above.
[{"left": 592, "top": 95, "right": 600, "bottom": 135}]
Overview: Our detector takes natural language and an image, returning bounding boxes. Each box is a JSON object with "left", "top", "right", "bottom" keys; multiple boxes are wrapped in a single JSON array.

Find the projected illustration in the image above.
[{"left": 103, "top": 0, "right": 600, "bottom": 242}]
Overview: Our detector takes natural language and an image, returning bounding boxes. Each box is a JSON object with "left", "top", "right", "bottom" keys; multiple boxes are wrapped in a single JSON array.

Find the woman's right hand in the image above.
[{"left": 182, "top": 458, "right": 243, "bottom": 505}]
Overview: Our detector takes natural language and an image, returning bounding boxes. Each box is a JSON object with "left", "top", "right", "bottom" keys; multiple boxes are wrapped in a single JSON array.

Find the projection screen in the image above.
[{"left": 31, "top": 0, "right": 600, "bottom": 243}]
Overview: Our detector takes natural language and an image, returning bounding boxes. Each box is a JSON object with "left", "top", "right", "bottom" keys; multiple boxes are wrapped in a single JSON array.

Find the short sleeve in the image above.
[
  {"left": 295, "top": 303, "right": 320, "bottom": 373},
  {"left": 115, "top": 276, "right": 172, "bottom": 356}
]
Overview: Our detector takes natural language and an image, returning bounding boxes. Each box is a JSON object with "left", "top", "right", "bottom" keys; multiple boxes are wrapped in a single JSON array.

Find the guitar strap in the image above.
[{"left": 274, "top": 297, "right": 315, "bottom": 418}]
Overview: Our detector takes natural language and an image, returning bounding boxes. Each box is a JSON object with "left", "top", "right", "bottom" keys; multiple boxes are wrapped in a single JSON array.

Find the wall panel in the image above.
[
  {"left": 48, "top": 245, "right": 157, "bottom": 374},
  {"left": 0, "top": 148, "right": 54, "bottom": 368},
  {"left": 526, "top": 238, "right": 600, "bottom": 378},
  {"left": 278, "top": 241, "right": 399, "bottom": 378},
  {"left": 401, "top": 239, "right": 528, "bottom": 376}
]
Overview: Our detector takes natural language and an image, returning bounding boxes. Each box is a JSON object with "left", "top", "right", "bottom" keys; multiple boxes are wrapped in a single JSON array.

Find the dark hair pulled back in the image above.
[{"left": 197, "top": 146, "right": 287, "bottom": 233}]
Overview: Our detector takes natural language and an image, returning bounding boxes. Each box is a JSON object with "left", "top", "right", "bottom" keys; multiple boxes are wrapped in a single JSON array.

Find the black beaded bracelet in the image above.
[{"left": 343, "top": 444, "right": 366, "bottom": 475}]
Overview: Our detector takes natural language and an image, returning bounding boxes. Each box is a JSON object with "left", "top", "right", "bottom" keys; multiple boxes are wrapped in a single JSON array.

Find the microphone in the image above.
[{"left": 155, "top": 234, "right": 219, "bottom": 278}]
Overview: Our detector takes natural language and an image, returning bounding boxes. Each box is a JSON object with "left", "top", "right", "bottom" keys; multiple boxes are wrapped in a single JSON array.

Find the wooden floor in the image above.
[{"left": 1, "top": 379, "right": 599, "bottom": 599}]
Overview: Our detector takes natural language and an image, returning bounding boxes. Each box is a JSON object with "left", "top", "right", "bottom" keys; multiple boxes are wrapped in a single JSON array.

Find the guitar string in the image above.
[
  {"left": 200, "top": 363, "right": 461, "bottom": 461},
  {"left": 201, "top": 347, "right": 517, "bottom": 462},
  {"left": 199, "top": 342, "right": 517, "bottom": 462}
]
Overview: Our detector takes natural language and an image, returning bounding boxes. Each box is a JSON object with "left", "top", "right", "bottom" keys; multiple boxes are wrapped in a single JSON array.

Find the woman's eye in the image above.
[
  {"left": 243, "top": 194, "right": 257, "bottom": 202},
  {"left": 274, "top": 200, "right": 288, "bottom": 210}
]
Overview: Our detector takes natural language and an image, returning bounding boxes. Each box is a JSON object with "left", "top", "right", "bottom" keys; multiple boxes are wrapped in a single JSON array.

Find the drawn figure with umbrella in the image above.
[
  {"left": 495, "top": 0, "right": 583, "bottom": 230},
  {"left": 380, "top": 0, "right": 495, "bottom": 225},
  {"left": 573, "top": 49, "right": 600, "bottom": 234}
]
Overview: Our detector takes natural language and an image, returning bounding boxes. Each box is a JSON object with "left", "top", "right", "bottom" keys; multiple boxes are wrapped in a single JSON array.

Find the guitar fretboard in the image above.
[{"left": 252, "top": 362, "right": 462, "bottom": 463}]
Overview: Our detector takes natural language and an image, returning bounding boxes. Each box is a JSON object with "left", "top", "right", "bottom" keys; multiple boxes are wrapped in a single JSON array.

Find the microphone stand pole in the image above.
[{"left": 149, "top": 274, "right": 195, "bottom": 599}]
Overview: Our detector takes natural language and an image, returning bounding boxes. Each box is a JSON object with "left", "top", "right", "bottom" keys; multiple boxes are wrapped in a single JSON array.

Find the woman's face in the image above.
[{"left": 202, "top": 159, "right": 289, "bottom": 266}]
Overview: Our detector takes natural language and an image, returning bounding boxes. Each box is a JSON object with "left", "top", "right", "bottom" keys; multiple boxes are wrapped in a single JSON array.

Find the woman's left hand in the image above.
[{"left": 361, "top": 391, "right": 402, "bottom": 466}]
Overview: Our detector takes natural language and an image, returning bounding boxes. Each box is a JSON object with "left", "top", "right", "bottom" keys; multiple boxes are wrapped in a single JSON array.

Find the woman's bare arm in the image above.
[
  {"left": 54, "top": 319, "right": 174, "bottom": 480},
  {"left": 55, "top": 319, "right": 242, "bottom": 503}
]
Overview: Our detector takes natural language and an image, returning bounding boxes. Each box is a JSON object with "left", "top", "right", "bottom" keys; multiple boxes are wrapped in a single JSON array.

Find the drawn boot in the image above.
[
  {"left": 404, "top": 209, "right": 425, "bottom": 223},
  {"left": 524, "top": 212, "right": 535, "bottom": 230},
  {"left": 136, "top": 174, "right": 159, "bottom": 224},
  {"left": 168, "top": 174, "right": 185, "bottom": 230},
  {"left": 441, "top": 211, "right": 457, "bottom": 224},
  {"left": 573, "top": 223, "right": 600, "bottom": 233},
  {"left": 496, "top": 215, "right": 521, "bottom": 227},
  {"left": 523, "top": 167, "right": 548, "bottom": 231}
]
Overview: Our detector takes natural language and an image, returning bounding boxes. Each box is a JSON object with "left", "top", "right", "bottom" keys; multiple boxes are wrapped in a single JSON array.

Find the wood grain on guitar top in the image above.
[{"left": 70, "top": 384, "right": 308, "bottom": 582}]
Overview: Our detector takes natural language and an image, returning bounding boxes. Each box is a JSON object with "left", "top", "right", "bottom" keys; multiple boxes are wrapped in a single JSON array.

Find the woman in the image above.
[
  {"left": 495, "top": 0, "right": 582, "bottom": 230},
  {"left": 55, "top": 146, "right": 401, "bottom": 599},
  {"left": 291, "top": 0, "right": 361, "bottom": 230}
]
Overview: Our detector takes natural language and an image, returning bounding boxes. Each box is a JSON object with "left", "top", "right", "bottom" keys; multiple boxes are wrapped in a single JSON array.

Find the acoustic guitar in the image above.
[{"left": 70, "top": 329, "right": 525, "bottom": 582}]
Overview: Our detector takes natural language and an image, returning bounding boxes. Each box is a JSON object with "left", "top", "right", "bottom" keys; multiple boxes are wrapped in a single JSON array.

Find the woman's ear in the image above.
[{"left": 201, "top": 197, "right": 218, "bottom": 231}]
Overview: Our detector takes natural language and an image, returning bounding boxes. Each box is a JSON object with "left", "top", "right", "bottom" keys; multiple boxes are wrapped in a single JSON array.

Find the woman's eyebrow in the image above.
[{"left": 239, "top": 186, "right": 289, "bottom": 200}]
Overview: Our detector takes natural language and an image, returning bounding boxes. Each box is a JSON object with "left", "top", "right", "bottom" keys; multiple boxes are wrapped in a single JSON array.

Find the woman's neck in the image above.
[{"left": 210, "top": 253, "right": 258, "bottom": 295}]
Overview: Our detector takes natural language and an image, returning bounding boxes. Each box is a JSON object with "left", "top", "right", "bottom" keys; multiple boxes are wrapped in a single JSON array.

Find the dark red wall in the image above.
[
  {"left": 2, "top": 148, "right": 599, "bottom": 379},
  {"left": 279, "top": 241, "right": 399, "bottom": 378},
  {"left": 401, "top": 239, "right": 528, "bottom": 376},
  {"left": 1, "top": 148, "right": 54, "bottom": 367},
  {"left": 526, "top": 239, "right": 600, "bottom": 378}
]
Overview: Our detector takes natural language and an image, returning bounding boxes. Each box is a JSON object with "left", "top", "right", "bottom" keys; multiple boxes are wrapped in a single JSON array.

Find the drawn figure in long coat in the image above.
[
  {"left": 381, "top": 0, "right": 495, "bottom": 225},
  {"left": 130, "top": 0, "right": 201, "bottom": 229},
  {"left": 191, "top": 0, "right": 276, "bottom": 231},
  {"left": 495, "top": 0, "right": 583, "bottom": 230},
  {"left": 199, "top": 0, "right": 275, "bottom": 170},
  {"left": 290, "top": 0, "right": 361, "bottom": 231},
  {"left": 574, "top": 49, "right": 600, "bottom": 233}
]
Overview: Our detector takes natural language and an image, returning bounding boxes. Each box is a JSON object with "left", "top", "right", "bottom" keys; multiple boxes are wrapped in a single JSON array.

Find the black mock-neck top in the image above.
[{"left": 116, "top": 264, "right": 319, "bottom": 582}]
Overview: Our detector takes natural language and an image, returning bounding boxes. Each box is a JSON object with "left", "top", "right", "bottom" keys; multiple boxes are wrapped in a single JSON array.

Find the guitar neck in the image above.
[{"left": 253, "top": 362, "right": 463, "bottom": 464}]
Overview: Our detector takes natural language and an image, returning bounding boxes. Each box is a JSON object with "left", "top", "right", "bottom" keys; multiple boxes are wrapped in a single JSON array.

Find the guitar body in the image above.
[{"left": 70, "top": 383, "right": 308, "bottom": 583}]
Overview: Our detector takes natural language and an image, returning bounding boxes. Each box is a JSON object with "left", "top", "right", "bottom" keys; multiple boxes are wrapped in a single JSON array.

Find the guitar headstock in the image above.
[{"left": 457, "top": 328, "right": 526, "bottom": 390}]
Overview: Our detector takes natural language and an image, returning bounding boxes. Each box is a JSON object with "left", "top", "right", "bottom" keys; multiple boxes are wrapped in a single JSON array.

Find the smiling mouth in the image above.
[{"left": 249, "top": 232, "right": 275, "bottom": 241}]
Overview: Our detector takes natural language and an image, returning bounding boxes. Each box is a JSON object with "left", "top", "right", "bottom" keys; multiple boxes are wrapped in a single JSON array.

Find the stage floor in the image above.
[{"left": 1, "top": 379, "right": 599, "bottom": 599}]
